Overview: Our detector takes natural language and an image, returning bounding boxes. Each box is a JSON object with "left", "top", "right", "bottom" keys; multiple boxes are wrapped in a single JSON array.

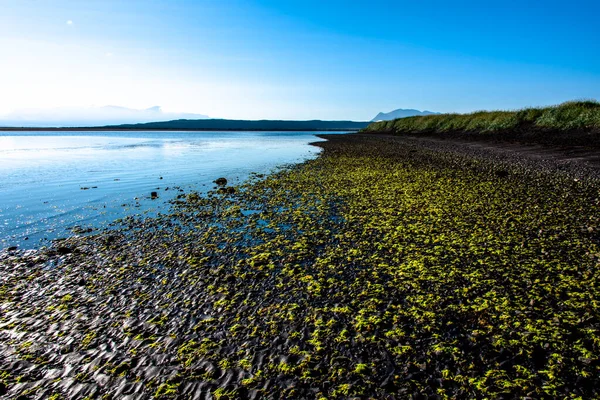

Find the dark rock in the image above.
[
  {"left": 215, "top": 177, "right": 227, "bottom": 186},
  {"left": 151, "top": 192, "right": 159, "bottom": 199},
  {"left": 187, "top": 193, "right": 200, "bottom": 202},
  {"left": 57, "top": 246, "right": 73, "bottom": 255},
  {"left": 495, "top": 169, "right": 509, "bottom": 178},
  {"left": 7, "top": 246, "right": 18, "bottom": 251},
  {"left": 81, "top": 187, "right": 89, "bottom": 190},
  {"left": 216, "top": 186, "right": 236, "bottom": 195},
  {"left": 72, "top": 226, "right": 93, "bottom": 234}
]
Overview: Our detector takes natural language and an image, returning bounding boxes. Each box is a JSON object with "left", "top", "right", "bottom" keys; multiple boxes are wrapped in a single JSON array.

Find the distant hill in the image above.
[
  {"left": 0, "top": 105, "right": 209, "bottom": 127},
  {"left": 372, "top": 109, "right": 439, "bottom": 122},
  {"left": 109, "top": 119, "right": 369, "bottom": 131}
]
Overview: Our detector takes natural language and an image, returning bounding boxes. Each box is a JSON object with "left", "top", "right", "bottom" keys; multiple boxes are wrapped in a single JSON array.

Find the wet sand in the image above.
[{"left": 1, "top": 133, "right": 599, "bottom": 398}]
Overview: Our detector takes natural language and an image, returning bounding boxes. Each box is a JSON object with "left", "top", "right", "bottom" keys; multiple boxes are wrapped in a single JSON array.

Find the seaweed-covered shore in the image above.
[{"left": 1, "top": 134, "right": 600, "bottom": 399}]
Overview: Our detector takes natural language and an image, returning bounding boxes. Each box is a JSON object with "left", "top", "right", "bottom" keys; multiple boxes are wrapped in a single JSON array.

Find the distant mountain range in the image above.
[
  {"left": 0, "top": 106, "right": 209, "bottom": 127},
  {"left": 372, "top": 108, "right": 439, "bottom": 121},
  {"left": 0, "top": 105, "right": 437, "bottom": 130},
  {"left": 111, "top": 119, "right": 369, "bottom": 131},
  {"left": 0, "top": 106, "right": 369, "bottom": 131}
]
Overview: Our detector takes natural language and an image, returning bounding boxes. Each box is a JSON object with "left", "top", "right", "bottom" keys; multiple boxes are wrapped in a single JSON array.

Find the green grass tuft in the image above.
[{"left": 364, "top": 100, "right": 600, "bottom": 136}]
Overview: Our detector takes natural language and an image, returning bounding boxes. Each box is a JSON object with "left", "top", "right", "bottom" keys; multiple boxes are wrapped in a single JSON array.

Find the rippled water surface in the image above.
[{"left": 0, "top": 130, "right": 339, "bottom": 249}]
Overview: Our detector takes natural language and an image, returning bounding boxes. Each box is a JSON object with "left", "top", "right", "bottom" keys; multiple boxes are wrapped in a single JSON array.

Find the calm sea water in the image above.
[{"left": 0, "top": 130, "right": 341, "bottom": 249}]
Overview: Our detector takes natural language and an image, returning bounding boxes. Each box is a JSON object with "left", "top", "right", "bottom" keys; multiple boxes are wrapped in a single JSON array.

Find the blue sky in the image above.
[{"left": 0, "top": 0, "right": 599, "bottom": 120}]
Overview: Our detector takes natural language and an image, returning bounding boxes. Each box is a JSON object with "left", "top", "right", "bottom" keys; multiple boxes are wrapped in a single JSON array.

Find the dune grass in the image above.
[{"left": 364, "top": 100, "right": 600, "bottom": 137}]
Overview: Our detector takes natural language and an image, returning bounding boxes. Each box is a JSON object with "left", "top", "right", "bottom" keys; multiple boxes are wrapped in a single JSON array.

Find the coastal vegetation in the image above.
[
  {"left": 1, "top": 135, "right": 600, "bottom": 398},
  {"left": 364, "top": 100, "right": 600, "bottom": 146}
]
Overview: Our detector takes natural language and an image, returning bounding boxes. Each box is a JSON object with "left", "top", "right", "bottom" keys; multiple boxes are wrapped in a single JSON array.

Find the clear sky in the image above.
[{"left": 1, "top": 0, "right": 599, "bottom": 120}]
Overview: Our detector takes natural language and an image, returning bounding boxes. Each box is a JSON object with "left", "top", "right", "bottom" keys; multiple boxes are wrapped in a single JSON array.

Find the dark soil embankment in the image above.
[
  {"left": 344, "top": 133, "right": 600, "bottom": 175},
  {"left": 364, "top": 100, "right": 600, "bottom": 149},
  {"left": 1, "top": 134, "right": 600, "bottom": 399},
  {"left": 363, "top": 126, "right": 600, "bottom": 149}
]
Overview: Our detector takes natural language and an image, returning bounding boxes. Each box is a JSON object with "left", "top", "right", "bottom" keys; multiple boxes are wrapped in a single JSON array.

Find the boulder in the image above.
[
  {"left": 57, "top": 246, "right": 73, "bottom": 255},
  {"left": 215, "top": 177, "right": 227, "bottom": 186}
]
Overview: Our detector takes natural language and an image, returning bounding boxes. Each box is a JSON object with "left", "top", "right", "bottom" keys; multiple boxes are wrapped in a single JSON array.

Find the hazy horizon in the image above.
[
  {"left": 1, "top": 0, "right": 599, "bottom": 121},
  {"left": 0, "top": 104, "right": 435, "bottom": 127}
]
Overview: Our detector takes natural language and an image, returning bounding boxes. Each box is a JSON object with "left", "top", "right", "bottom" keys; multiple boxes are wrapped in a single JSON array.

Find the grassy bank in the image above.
[
  {"left": 1, "top": 135, "right": 600, "bottom": 398},
  {"left": 364, "top": 100, "right": 600, "bottom": 146}
]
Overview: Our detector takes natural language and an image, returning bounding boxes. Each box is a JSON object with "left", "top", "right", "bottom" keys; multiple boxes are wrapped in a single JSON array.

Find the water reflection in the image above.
[{"left": 0, "top": 130, "right": 343, "bottom": 248}]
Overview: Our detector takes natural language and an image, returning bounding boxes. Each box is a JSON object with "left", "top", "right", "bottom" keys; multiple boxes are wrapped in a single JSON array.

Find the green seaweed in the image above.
[{"left": 1, "top": 134, "right": 599, "bottom": 398}]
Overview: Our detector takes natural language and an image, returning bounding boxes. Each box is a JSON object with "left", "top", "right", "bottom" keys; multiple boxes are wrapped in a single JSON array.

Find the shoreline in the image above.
[
  {"left": 0, "top": 131, "right": 326, "bottom": 251},
  {"left": 361, "top": 127, "right": 600, "bottom": 149},
  {"left": 328, "top": 133, "right": 600, "bottom": 175},
  {"left": 2, "top": 134, "right": 600, "bottom": 398}
]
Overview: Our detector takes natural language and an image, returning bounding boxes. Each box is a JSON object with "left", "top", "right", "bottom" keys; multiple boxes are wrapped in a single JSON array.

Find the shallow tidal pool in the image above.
[{"left": 0, "top": 130, "right": 339, "bottom": 249}]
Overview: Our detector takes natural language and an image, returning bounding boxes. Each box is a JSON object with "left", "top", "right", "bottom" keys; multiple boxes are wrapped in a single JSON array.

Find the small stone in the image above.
[
  {"left": 151, "top": 192, "right": 159, "bottom": 199},
  {"left": 215, "top": 177, "right": 227, "bottom": 186},
  {"left": 495, "top": 170, "right": 509, "bottom": 178},
  {"left": 57, "top": 246, "right": 73, "bottom": 255}
]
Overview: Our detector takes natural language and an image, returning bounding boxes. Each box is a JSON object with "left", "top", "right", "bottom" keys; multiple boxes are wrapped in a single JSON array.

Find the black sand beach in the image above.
[{"left": 2, "top": 133, "right": 600, "bottom": 399}]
